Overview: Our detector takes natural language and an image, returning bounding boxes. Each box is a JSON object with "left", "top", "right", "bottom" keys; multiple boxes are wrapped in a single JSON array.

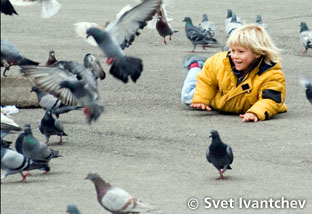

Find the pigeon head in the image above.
[
  {"left": 45, "top": 108, "right": 53, "bottom": 117},
  {"left": 66, "top": 204, "right": 80, "bottom": 214},
  {"left": 202, "top": 13, "right": 208, "bottom": 21},
  {"left": 182, "top": 17, "right": 192, "bottom": 24},
  {"left": 231, "top": 13, "right": 238, "bottom": 23},
  {"left": 49, "top": 50, "right": 55, "bottom": 57},
  {"left": 86, "top": 27, "right": 105, "bottom": 43},
  {"left": 23, "top": 124, "right": 32, "bottom": 134},
  {"left": 300, "top": 22, "right": 309, "bottom": 33},
  {"left": 226, "top": 9, "right": 233, "bottom": 18},
  {"left": 256, "top": 15, "right": 263, "bottom": 24},
  {"left": 83, "top": 53, "right": 106, "bottom": 80},
  {"left": 209, "top": 129, "right": 219, "bottom": 139},
  {"left": 85, "top": 172, "right": 102, "bottom": 181},
  {"left": 30, "top": 86, "right": 39, "bottom": 93}
]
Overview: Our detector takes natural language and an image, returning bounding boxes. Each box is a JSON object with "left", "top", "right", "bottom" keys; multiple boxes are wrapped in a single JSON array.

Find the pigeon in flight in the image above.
[
  {"left": 1, "top": 146, "right": 46, "bottom": 182},
  {"left": 199, "top": 13, "right": 216, "bottom": 38},
  {"left": 255, "top": 14, "right": 269, "bottom": 32},
  {"left": 299, "top": 21, "right": 312, "bottom": 54},
  {"left": 155, "top": 1, "right": 178, "bottom": 45},
  {"left": 66, "top": 204, "right": 81, "bottom": 214},
  {"left": 183, "top": 16, "right": 218, "bottom": 52},
  {"left": 206, "top": 130, "right": 234, "bottom": 179},
  {"left": 1, "top": 40, "right": 39, "bottom": 76},
  {"left": 39, "top": 109, "right": 68, "bottom": 144},
  {"left": 1, "top": 0, "right": 18, "bottom": 15},
  {"left": 15, "top": 124, "right": 61, "bottom": 173},
  {"left": 10, "top": 0, "right": 61, "bottom": 18},
  {"left": 85, "top": 173, "right": 162, "bottom": 214},
  {"left": 21, "top": 54, "right": 105, "bottom": 124},
  {"left": 299, "top": 76, "right": 312, "bottom": 105},
  {"left": 85, "top": 0, "right": 162, "bottom": 83}
]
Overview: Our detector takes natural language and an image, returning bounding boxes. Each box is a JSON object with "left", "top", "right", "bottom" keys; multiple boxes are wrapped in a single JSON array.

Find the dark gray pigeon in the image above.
[
  {"left": 299, "top": 76, "right": 312, "bottom": 105},
  {"left": 183, "top": 16, "right": 218, "bottom": 52},
  {"left": 206, "top": 130, "right": 233, "bottom": 179},
  {"left": 1, "top": 40, "right": 39, "bottom": 76},
  {"left": 1, "top": 146, "right": 46, "bottom": 182},
  {"left": 299, "top": 22, "right": 312, "bottom": 54},
  {"left": 39, "top": 109, "right": 68, "bottom": 144},
  {"left": 85, "top": 173, "right": 162, "bottom": 214},
  {"left": 1, "top": 0, "right": 18, "bottom": 15},
  {"left": 31, "top": 86, "right": 82, "bottom": 118},
  {"left": 21, "top": 53, "right": 105, "bottom": 124},
  {"left": 199, "top": 13, "right": 216, "bottom": 38},
  {"left": 85, "top": 0, "right": 162, "bottom": 83},
  {"left": 15, "top": 124, "right": 61, "bottom": 173},
  {"left": 66, "top": 204, "right": 81, "bottom": 214}
]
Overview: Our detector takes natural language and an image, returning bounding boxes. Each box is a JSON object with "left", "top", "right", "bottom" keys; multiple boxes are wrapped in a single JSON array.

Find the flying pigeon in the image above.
[
  {"left": 31, "top": 86, "right": 82, "bottom": 118},
  {"left": 206, "top": 130, "right": 234, "bottom": 179},
  {"left": 199, "top": 13, "right": 216, "bottom": 38},
  {"left": 10, "top": 0, "right": 61, "bottom": 19},
  {"left": 299, "top": 21, "right": 312, "bottom": 54},
  {"left": 255, "top": 14, "right": 269, "bottom": 32},
  {"left": 85, "top": 0, "right": 162, "bottom": 83},
  {"left": 1, "top": 40, "right": 39, "bottom": 76},
  {"left": 299, "top": 76, "right": 312, "bottom": 105},
  {"left": 39, "top": 108, "right": 68, "bottom": 144},
  {"left": 45, "top": 50, "right": 57, "bottom": 66},
  {"left": 155, "top": 1, "right": 178, "bottom": 45},
  {"left": 1, "top": 111, "right": 21, "bottom": 139},
  {"left": 1, "top": 0, "right": 18, "bottom": 15},
  {"left": 225, "top": 13, "right": 242, "bottom": 37},
  {"left": 224, "top": 9, "right": 242, "bottom": 27},
  {"left": 85, "top": 173, "right": 162, "bottom": 214},
  {"left": 66, "top": 204, "right": 81, "bottom": 214},
  {"left": 1, "top": 146, "right": 46, "bottom": 182},
  {"left": 183, "top": 16, "right": 218, "bottom": 52},
  {"left": 20, "top": 54, "right": 105, "bottom": 124},
  {"left": 15, "top": 124, "right": 61, "bottom": 173}
]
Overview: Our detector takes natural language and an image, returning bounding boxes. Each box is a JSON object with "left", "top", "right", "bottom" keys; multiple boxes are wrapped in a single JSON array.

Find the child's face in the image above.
[{"left": 230, "top": 45, "right": 261, "bottom": 72}]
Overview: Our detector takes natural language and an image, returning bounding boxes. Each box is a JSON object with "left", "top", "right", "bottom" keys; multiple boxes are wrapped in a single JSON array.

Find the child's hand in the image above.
[
  {"left": 190, "top": 103, "right": 211, "bottom": 111},
  {"left": 239, "top": 113, "right": 259, "bottom": 122}
]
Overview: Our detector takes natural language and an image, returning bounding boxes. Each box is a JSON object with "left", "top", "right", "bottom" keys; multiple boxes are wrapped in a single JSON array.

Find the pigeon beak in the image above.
[
  {"left": 209, "top": 134, "right": 212, "bottom": 138},
  {"left": 86, "top": 34, "right": 90, "bottom": 39}
]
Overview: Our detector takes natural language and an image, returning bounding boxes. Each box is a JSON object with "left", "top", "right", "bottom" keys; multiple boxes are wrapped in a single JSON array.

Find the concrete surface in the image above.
[{"left": 1, "top": 0, "right": 312, "bottom": 214}]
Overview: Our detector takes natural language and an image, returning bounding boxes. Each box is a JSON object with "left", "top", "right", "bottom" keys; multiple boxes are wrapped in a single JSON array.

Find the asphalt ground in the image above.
[{"left": 1, "top": 0, "right": 312, "bottom": 213}]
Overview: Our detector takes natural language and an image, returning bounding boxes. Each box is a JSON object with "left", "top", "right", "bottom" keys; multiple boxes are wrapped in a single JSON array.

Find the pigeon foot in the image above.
[
  {"left": 106, "top": 58, "right": 114, "bottom": 65},
  {"left": 20, "top": 171, "right": 30, "bottom": 182}
]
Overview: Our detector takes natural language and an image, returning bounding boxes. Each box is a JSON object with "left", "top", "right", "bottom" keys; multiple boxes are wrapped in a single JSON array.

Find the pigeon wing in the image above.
[
  {"left": 226, "top": 145, "right": 234, "bottom": 164},
  {"left": 101, "top": 186, "right": 133, "bottom": 212}
]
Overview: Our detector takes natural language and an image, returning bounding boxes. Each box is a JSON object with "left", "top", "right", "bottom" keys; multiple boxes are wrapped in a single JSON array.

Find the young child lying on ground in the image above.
[{"left": 181, "top": 24, "right": 287, "bottom": 122}]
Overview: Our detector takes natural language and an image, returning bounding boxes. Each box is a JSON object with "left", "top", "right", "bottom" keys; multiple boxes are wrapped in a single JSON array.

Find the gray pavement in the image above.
[{"left": 1, "top": 0, "right": 312, "bottom": 213}]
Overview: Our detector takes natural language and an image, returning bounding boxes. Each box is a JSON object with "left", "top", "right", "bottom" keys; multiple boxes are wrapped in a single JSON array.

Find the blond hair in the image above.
[{"left": 227, "top": 24, "right": 281, "bottom": 64}]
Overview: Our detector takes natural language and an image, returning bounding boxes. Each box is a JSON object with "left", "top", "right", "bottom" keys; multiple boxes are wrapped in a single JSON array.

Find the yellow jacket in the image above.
[{"left": 192, "top": 51, "right": 287, "bottom": 120}]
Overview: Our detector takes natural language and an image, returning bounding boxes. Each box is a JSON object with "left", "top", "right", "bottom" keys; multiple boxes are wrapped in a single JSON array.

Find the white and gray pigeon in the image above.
[
  {"left": 85, "top": 0, "right": 162, "bottom": 83},
  {"left": 85, "top": 173, "right": 162, "bottom": 214},
  {"left": 39, "top": 109, "right": 68, "bottom": 144},
  {"left": 299, "top": 22, "right": 312, "bottom": 54},
  {"left": 15, "top": 124, "right": 61, "bottom": 173},
  {"left": 10, "top": 0, "right": 61, "bottom": 18},
  {"left": 206, "top": 130, "right": 234, "bottom": 179},
  {"left": 1, "top": 0, "right": 18, "bottom": 15},
  {"left": 224, "top": 9, "right": 242, "bottom": 27},
  {"left": 1, "top": 146, "right": 46, "bottom": 182},
  {"left": 1, "top": 40, "right": 39, "bottom": 76},
  {"left": 199, "top": 13, "right": 216, "bottom": 38},
  {"left": 20, "top": 53, "right": 105, "bottom": 124},
  {"left": 299, "top": 76, "right": 312, "bottom": 105},
  {"left": 183, "top": 16, "right": 218, "bottom": 52},
  {"left": 255, "top": 14, "right": 269, "bottom": 32},
  {"left": 66, "top": 204, "right": 81, "bottom": 214},
  {"left": 225, "top": 13, "right": 242, "bottom": 37},
  {"left": 31, "top": 86, "right": 82, "bottom": 118}
]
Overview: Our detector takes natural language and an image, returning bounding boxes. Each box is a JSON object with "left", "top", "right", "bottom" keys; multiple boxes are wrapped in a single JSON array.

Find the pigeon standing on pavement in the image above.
[
  {"left": 206, "top": 130, "right": 234, "bottom": 179},
  {"left": 199, "top": 13, "right": 216, "bottom": 38},
  {"left": 10, "top": 0, "right": 61, "bottom": 18},
  {"left": 39, "top": 109, "right": 68, "bottom": 144},
  {"left": 183, "top": 16, "right": 218, "bottom": 52},
  {"left": 299, "top": 76, "right": 312, "bottom": 105},
  {"left": 1, "top": 0, "right": 18, "bottom": 15},
  {"left": 15, "top": 124, "right": 61, "bottom": 173},
  {"left": 1, "top": 40, "right": 39, "bottom": 76},
  {"left": 66, "top": 204, "right": 81, "bottom": 214},
  {"left": 224, "top": 9, "right": 242, "bottom": 27},
  {"left": 1, "top": 146, "right": 46, "bottom": 182},
  {"left": 299, "top": 21, "right": 312, "bottom": 54},
  {"left": 155, "top": 1, "right": 178, "bottom": 45},
  {"left": 255, "top": 14, "right": 269, "bottom": 32},
  {"left": 85, "top": 173, "right": 162, "bottom": 214},
  {"left": 85, "top": 0, "right": 162, "bottom": 83},
  {"left": 225, "top": 13, "right": 242, "bottom": 37}
]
